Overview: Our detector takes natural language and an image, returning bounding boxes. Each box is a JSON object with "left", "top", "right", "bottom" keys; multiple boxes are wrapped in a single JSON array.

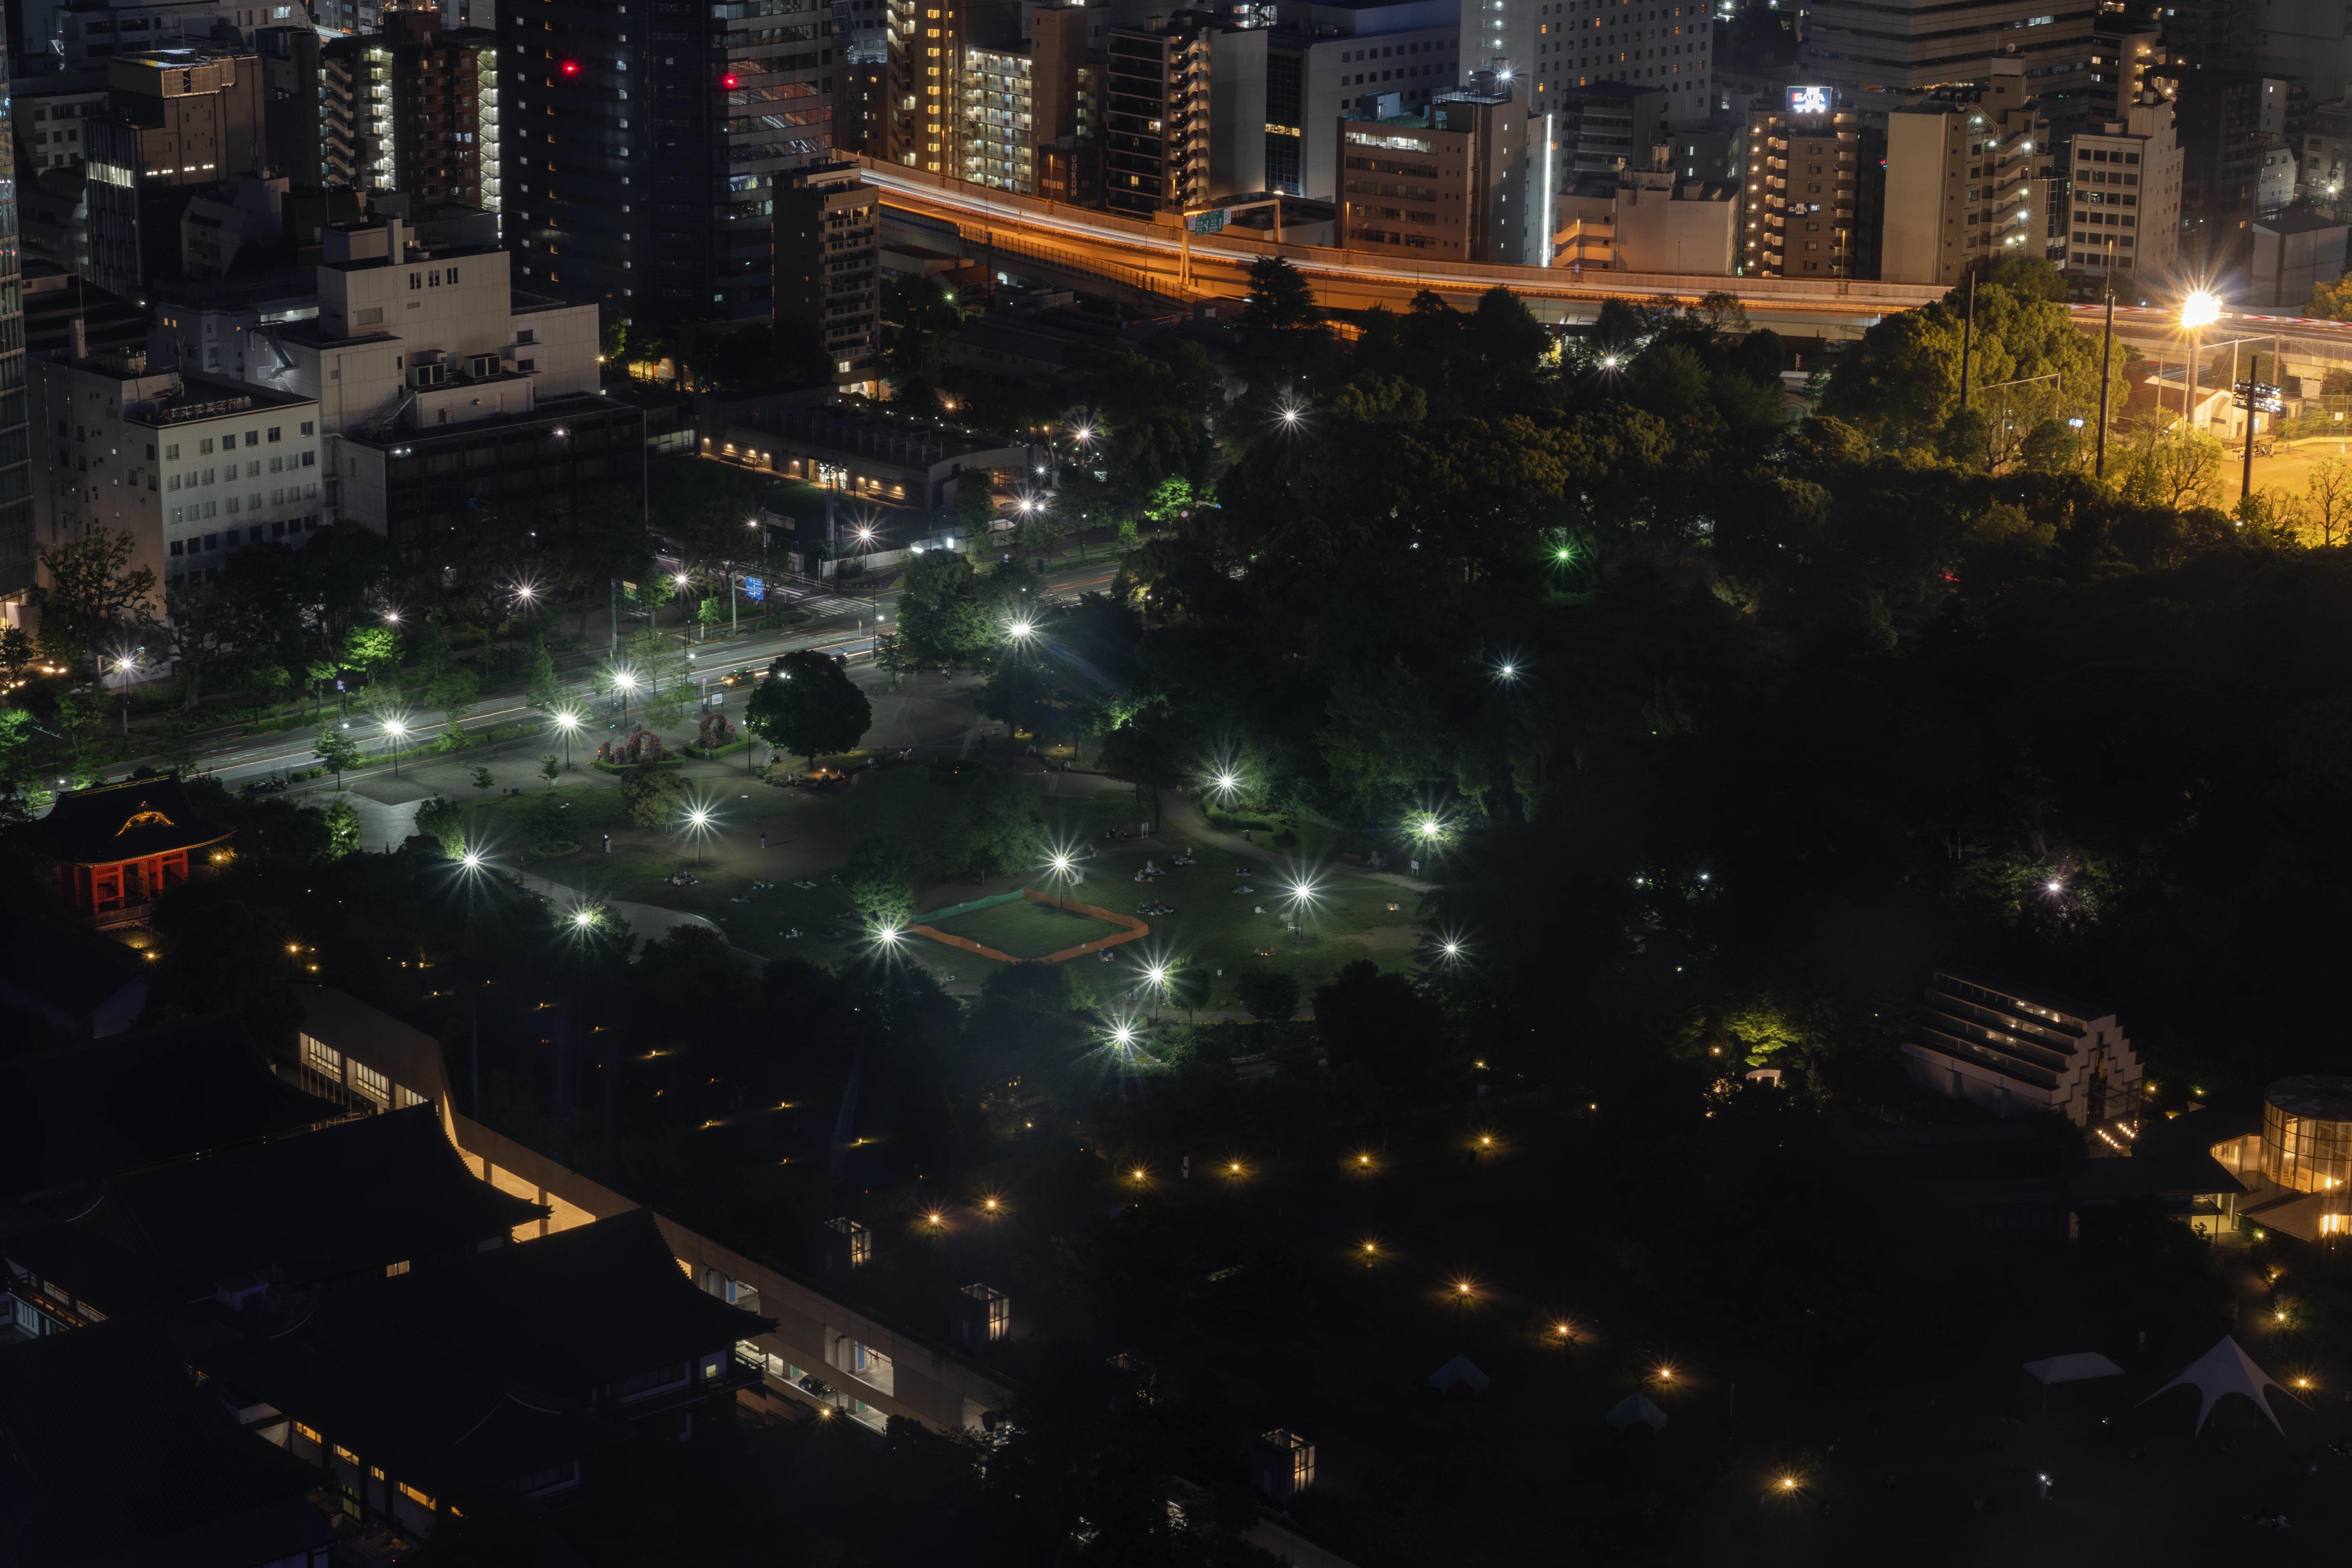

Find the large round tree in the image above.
[{"left": 745, "top": 649, "right": 873, "bottom": 774}]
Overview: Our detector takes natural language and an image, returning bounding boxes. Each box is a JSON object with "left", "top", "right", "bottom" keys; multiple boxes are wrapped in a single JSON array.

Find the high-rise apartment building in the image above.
[
  {"left": 385, "top": 9, "right": 500, "bottom": 214},
  {"left": 1338, "top": 76, "right": 1553, "bottom": 263},
  {"left": 2060, "top": 97, "right": 2183, "bottom": 288},
  {"left": 2077, "top": 18, "right": 2166, "bottom": 133},
  {"left": 962, "top": 4, "right": 1088, "bottom": 195},
  {"left": 1880, "top": 71, "right": 2057, "bottom": 287},
  {"left": 1739, "top": 92, "right": 1882, "bottom": 278},
  {"left": 1106, "top": 19, "right": 1211, "bottom": 217},
  {"left": 880, "top": 0, "right": 960, "bottom": 175},
  {"left": 321, "top": 11, "right": 502, "bottom": 212},
  {"left": 0, "top": 46, "right": 34, "bottom": 615},
  {"left": 323, "top": 34, "right": 395, "bottom": 194},
  {"left": 773, "top": 160, "right": 878, "bottom": 389},
  {"left": 497, "top": 0, "right": 833, "bottom": 328},
  {"left": 1535, "top": 0, "right": 1711, "bottom": 116}
]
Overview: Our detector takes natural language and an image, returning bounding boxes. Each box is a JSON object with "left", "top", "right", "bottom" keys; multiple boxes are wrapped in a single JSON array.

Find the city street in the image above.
[{"left": 89, "top": 554, "right": 1120, "bottom": 797}]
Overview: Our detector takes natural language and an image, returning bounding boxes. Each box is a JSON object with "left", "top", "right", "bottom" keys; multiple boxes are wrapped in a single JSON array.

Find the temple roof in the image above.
[
  {"left": 0, "top": 1320, "right": 335, "bottom": 1568},
  {"left": 0, "top": 905, "right": 147, "bottom": 1018},
  {"left": 0, "top": 1104, "right": 546, "bottom": 1312},
  {"left": 333, "top": 1207, "right": 774, "bottom": 1392},
  {"left": 39, "top": 773, "right": 233, "bottom": 866},
  {"left": 0, "top": 1014, "right": 343, "bottom": 1200},
  {"left": 185, "top": 1210, "right": 772, "bottom": 1497}
]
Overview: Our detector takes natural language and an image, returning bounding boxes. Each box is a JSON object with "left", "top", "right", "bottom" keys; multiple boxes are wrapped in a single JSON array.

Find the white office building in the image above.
[
  {"left": 167, "top": 211, "right": 641, "bottom": 547},
  {"left": 31, "top": 330, "right": 322, "bottom": 599}
]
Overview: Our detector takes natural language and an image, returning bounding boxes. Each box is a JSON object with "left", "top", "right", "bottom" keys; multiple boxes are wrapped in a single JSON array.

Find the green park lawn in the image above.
[{"left": 441, "top": 769, "right": 1430, "bottom": 1003}]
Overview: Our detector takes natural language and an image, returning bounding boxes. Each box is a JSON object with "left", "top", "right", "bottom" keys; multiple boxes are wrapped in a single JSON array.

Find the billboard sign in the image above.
[{"left": 1788, "top": 84, "right": 1833, "bottom": 117}]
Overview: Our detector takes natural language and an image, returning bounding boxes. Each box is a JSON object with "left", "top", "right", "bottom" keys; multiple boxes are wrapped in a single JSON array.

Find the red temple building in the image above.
[{"left": 42, "top": 775, "right": 232, "bottom": 929}]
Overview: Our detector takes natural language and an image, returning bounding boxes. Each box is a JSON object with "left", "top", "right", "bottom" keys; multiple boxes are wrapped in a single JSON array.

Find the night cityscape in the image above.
[{"left": 5, "top": 0, "right": 2352, "bottom": 1561}]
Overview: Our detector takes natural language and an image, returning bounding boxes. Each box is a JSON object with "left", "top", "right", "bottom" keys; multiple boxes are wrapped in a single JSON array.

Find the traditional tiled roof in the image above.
[
  {"left": 0, "top": 1014, "right": 341, "bottom": 1200},
  {"left": 0, "top": 1319, "right": 334, "bottom": 1568},
  {"left": 336, "top": 1208, "right": 773, "bottom": 1392},
  {"left": 38, "top": 773, "right": 232, "bottom": 866},
  {"left": 187, "top": 1210, "right": 773, "bottom": 1499},
  {"left": 0, "top": 1104, "right": 545, "bottom": 1313},
  {"left": 193, "top": 1327, "right": 630, "bottom": 1497},
  {"left": 0, "top": 905, "right": 146, "bottom": 1018}
]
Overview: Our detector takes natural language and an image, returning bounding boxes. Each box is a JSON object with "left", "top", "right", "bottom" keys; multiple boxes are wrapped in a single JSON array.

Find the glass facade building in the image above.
[{"left": 2260, "top": 1076, "right": 2352, "bottom": 1195}]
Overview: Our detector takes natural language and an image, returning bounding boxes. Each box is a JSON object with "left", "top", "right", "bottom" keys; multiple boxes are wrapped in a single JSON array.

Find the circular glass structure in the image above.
[{"left": 2261, "top": 1076, "right": 2352, "bottom": 1193}]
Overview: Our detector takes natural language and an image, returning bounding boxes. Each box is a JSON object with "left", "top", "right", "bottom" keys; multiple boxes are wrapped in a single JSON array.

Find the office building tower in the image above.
[
  {"left": 773, "top": 160, "right": 878, "bottom": 390},
  {"left": 2175, "top": 70, "right": 2286, "bottom": 278},
  {"left": 1739, "top": 91, "right": 1882, "bottom": 278},
  {"left": 14, "top": 75, "right": 109, "bottom": 174},
  {"left": 24, "top": 0, "right": 278, "bottom": 71},
  {"left": 1338, "top": 75, "right": 1553, "bottom": 263},
  {"left": 1208, "top": 1, "right": 1459, "bottom": 202},
  {"left": 2059, "top": 96, "right": 2182, "bottom": 288},
  {"left": 831, "top": 41, "right": 889, "bottom": 156},
  {"left": 251, "top": 24, "right": 321, "bottom": 184},
  {"left": 1106, "top": 18, "right": 1211, "bottom": 217},
  {"left": 1551, "top": 78, "right": 1664, "bottom": 180},
  {"left": 1798, "top": 0, "right": 2099, "bottom": 100},
  {"left": 0, "top": 47, "right": 33, "bottom": 614},
  {"left": 83, "top": 45, "right": 267, "bottom": 301},
  {"left": 1538, "top": 0, "right": 1710, "bottom": 115},
  {"left": 1880, "top": 70, "right": 2056, "bottom": 287},
  {"left": 498, "top": 0, "right": 832, "bottom": 328},
  {"left": 2247, "top": 0, "right": 2352, "bottom": 100}
]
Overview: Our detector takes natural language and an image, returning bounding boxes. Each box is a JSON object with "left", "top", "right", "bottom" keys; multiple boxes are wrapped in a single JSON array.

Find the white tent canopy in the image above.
[
  {"left": 2139, "top": 1337, "right": 2290, "bottom": 1435},
  {"left": 2023, "top": 1352, "right": 2125, "bottom": 1386}
]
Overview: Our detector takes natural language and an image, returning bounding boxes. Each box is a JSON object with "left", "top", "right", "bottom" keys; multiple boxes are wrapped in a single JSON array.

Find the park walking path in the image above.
[{"left": 508, "top": 869, "right": 728, "bottom": 951}]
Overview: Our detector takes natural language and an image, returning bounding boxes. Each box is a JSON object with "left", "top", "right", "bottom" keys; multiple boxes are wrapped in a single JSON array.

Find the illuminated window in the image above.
[{"left": 350, "top": 1060, "right": 390, "bottom": 1105}]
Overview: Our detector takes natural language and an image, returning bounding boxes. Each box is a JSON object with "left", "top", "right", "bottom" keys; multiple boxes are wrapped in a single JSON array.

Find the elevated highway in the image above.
[{"left": 863, "top": 159, "right": 2352, "bottom": 370}]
